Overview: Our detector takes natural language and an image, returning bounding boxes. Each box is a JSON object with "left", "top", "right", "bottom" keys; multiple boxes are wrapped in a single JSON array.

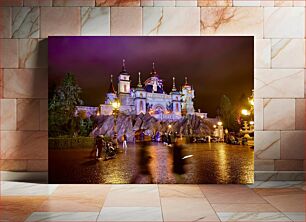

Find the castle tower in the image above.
[
  {"left": 105, "top": 74, "right": 117, "bottom": 105},
  {"left": 118, "top": 59, "right": 131, "bottom": 106},
  {"left": 181, "top": 77, "right": 195, "bottom": 115},
  {"left": 134, "top": 72, "right": 147, "bottom": 115},
  {"left": 170, "top": 77, "right": 181, "bottom": 115}
]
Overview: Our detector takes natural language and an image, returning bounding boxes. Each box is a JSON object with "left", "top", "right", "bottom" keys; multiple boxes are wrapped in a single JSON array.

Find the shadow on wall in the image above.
[{"left": 1, "top": 39, "right": 48, "bottom": 184}]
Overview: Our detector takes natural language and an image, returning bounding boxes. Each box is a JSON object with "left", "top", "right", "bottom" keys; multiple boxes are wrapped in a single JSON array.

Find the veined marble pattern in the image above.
[
  {"left": 200, "top": 7, "right": 263, "bottom": 38},
  {"left": 264, "top": 7, "right": 305, "bottom": 38},
  {"left": 254, "top": 98, "right": 263, "bottom": 130},
  {"left": 263, "top": 99, "right": 295, "bottom": 130},
  {"left": 143, "top": 7, "right": 200, "bottom": 35},
  {"left": 198, "top": 0, "right": 233, "bottom": 6},
  {"left": 0, "top": 99, "right": 16, "bottom": 131},
  {"left": 19, "top": 39, "right": 48, "bottom": 68},
  {"left": 271, "top": 39, "right": 305, "bottom": 68},
  {"left": 248, "top": 181, "right": 304, "bottom": 189},
  {"left": 254, "top": 131, "right": 280, "bottom": 160},
  {"left": 81, "top": 7, "right": 110, "bottom": 36},
  {"left": 12, "top": 7, "right": 39, "bottom": 38},
  {"left": 255, "top": 69, "right": 304, "bottom": 98}
]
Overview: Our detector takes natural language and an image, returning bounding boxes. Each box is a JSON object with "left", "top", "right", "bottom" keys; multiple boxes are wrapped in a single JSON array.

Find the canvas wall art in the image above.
[{"left": 48, "top": 36, "right": 254, "bottom": 184}]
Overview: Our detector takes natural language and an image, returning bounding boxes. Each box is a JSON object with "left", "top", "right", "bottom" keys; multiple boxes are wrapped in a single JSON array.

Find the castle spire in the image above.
[
  {"left": 151, "top": 62, "right": 157, "bottom": 76},
  {"left": 122, "top": 59, "right": 126, "bottom": 72},
  {"left": 137, "top": 72, "right": 142, "bottom": 88},
  {"left": 172, "top": 77, "right": 177, "bottom": 91},
  {"left": 108, "top": 74, "right": 116, "bottom": 94}
]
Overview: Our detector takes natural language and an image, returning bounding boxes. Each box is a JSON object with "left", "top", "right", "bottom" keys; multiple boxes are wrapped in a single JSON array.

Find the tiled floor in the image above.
[{"left": 0, "top": 181, "right": 305, "bottom": 222}]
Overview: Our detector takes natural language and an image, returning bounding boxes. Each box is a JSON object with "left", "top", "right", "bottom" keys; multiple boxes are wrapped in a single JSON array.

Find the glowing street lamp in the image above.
[
  {"left": 111, "top": 98, "right": 121, "bottom": 135},
  {"left": 241, "top": 109, "right": 250, "bottom": 116},
  {"left": 217, "top": 121, "right": 222, "bottom": 126},
  {"left": 249, "top": 121, "right": 254, "bottom": 125},
  {"left": 213, "top": 125, "right": 216, "bottom": 128}
]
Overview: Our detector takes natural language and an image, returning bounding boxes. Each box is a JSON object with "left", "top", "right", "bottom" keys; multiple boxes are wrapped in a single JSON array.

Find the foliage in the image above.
[
  {"left": 48, "top": 73, "right": 84, "bottom": 137},
  {"left": 218, "top": 94, "right": 240, "bottom": 132}
]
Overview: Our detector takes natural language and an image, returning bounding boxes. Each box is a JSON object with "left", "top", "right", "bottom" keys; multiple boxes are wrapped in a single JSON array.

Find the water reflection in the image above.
[{"left": 49, "top": 142, "right": 254, "bottom": 184}]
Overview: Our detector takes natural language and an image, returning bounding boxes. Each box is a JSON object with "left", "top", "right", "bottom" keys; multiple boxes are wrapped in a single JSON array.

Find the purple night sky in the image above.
[{"left": 48, "top": 36, "right": 253, "bottom": 117}]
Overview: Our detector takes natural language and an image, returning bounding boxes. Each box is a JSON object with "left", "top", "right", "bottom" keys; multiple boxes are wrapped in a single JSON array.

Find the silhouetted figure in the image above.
[
  {"left": 172, "top": 136, "right": 186, "bottom": 183},
  {"left": 131, "top": 141, "right": 153, "bottom": 183},
  {"left": 95, "top": 135, "right": 104, "bottom": 159},
  {"left": 122, "top": 133, "right": 127, "bottom": 153}
]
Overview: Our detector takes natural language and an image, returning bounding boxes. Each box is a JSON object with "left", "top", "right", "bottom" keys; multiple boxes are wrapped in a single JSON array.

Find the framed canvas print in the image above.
[{"left": 48, "top": 36, "right": 254, "bottom": 184}]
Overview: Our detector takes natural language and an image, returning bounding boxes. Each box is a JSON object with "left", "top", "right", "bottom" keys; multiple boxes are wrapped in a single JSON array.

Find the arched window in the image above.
[
  {"left": 124, "top": 84, "right": 127, "bottom": 92},
  {"left": 140, "top": 100, "right": 144, "bottom": 111},
  {"left": 140, "top": 93, "right": 143, "bottom": 97},
  {"left": 176, "top": 103, "right": 179, "bottom": 112}
]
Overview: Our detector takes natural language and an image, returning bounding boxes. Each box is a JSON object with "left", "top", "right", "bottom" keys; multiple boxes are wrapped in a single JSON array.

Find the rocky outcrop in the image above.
[{"left": 91, "top": 114, "right": 213, "bottom": 142}]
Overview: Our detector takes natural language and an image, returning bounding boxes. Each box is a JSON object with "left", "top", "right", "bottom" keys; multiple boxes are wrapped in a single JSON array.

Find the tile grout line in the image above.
[
  {"left": 197, "top": 185, "right": 222, "bottom": 222},
  {"left": 157, "top": 184, "right": 165, "bottom": 222},
  {"left": 95, "top": 184, "right": 112, "bottom": 221}
]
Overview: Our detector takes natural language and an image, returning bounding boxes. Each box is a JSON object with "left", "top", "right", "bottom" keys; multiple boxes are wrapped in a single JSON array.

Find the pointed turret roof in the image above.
[
  {"left": 108, "top": 74, "right": 116, "bottom": 94},
  {"left": 137, "top": 72, "right": 142, "bottom": 88},
  {"left": 150, "top": 62, "right": 158, "bottom": 77},
  {"left": 172, "top": 77, "right": 177, "bottom": 92},
  {"left": 119, "top": 59, "right": 129, "bottom": 75}
]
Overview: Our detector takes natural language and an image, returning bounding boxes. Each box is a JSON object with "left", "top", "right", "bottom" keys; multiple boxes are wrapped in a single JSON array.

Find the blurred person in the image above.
[
  {"left": 172, "top": 136, "right": 186, "bottom": 183},
  {"left": 122, "top": 133, "right": 128, "bottom": 153},
  {"left": 131, "top": 140, "right": 153, "bottom": 183}
]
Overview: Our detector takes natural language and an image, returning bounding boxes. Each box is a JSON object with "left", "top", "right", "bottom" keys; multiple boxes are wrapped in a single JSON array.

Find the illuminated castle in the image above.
[{"left": 77, "top": 60, "right": 207, "bottom": 120}]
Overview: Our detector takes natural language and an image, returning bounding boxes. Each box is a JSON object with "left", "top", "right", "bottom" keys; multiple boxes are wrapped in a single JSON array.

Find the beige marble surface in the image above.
[
  {"left": 143, "top": 7, "right": 200, "bottom": 35},
  {"left": 12, "top": 7, "right": 39, "bottom": 38},
  {"left": 81, "top": 7, "right": 110, "bottom": 36},
  {"left": 200, "top": 7, "right": 263, "bottom": 38}
]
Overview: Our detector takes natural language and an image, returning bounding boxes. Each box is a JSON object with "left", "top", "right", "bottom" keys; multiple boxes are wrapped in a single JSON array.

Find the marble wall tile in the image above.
[
  {"left": 233, "top": 0, "right": 261, "bottom": 6},
  {"left": 198, "top": 0, "right": 232, "bottom": 6},
  {"left": 12, "top": 7, "right": 39, "bottom": 38},
  {"left": 275, "top": 160, "right": 304, "bottom": 171},
  {"left": 254, "top": 99, "right": 263, "bottom": 130},
  {"left": 280, "top": 130, "right": 304, "bottom": 159},
  {"left": 0, "top": 69, "right": 3, "bottom": 98},
  {"left": 255, "top": 39, "right": 271, "bottom": 68},
  {"left": 110, "top": 7, "right": 142, "bottom": 35},
  {"left": 53, "top": 0, "right": 95, "bottom": 6},
  {"left": 39, "top": 99, "right": 48, "bottom": 130},
  {"left": 0, "top": 99, "right": 16, "bottom": 131},
  {"left": 40, "top": 7, "right": 80, "bottom": 38},
  {"left": 293, "top": 0, "right": 306, "bottom": 6},
  {"left": 255, "top": 69, "right": 304, "bottom": 98},
  {"left": 200, "top": 7, "right": 263, "bottom": 38},
  {"left": 0, "top": 0, "right": 22, "bottom": 6},
  {"left": 17, "top": 99, "right": 40, "bottom": 130},
  {"left": 27, "top": 159, "right": 48, "bottom": 171},
  {"left": 264, "top": 7, "right": 305, "bottom": 38},
  {"left": 141, "top": 0, "right": 154, "bottom": 6},
  {"left": 217, "top": 212, "right": 291, "bottom": 222},
  {"left": 81, "top": 7, "right": 110, "bottom": 36},
  {"left": 295, "top": 99, "right": 304, "bottom": 130},
  {"left": 254, "top": 131, "right": 280, "bottom": 160},
  {"left": 154, "top": 0, "right": 176, "bottom": 6},
  {"left": 23, "top": 0, "right": 52, "bottom": 6},
  {"left": 3, "top": 69, "right": 48, "bottom": 99},
  {"left": 0, "top": 159, "right": 27, "bottom": 171},
  {"left": 260, "top": 0, "right": 274, "bottom": 6},
  {"left": 0, "top": 7, "right": 11, "bottom": 38},
  {"left": 96, "top": 0, "right": 140, "bottom": 6},
  {"left": 254, "top": 160, "right": 274, "bottom": 171},
  {"left": 176, "top": 0, "right": 197, "bottom": 6},
  {"left": 263, "top": 99, "right": 295, "bottom": 130},
  {"left": 19, "top": 39, "right": 48, "bottom": 68},
  {"left": 0, "top": 39, "right": 18, "bottom": 68},
  {"left": 143, "top": 7, "right": 200, "bottom": 35},
  {"left": 272, "top": 39, "right": 305, "bottom": 68},
  {"left": 27, "top": 212, "right": 99, "bottom": 222},
  {"left": 274, "top": 0, "right": 293, "bottom": 6},
  {"left": 0, "top": 131, "right": 47, "bottom": 159}
]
